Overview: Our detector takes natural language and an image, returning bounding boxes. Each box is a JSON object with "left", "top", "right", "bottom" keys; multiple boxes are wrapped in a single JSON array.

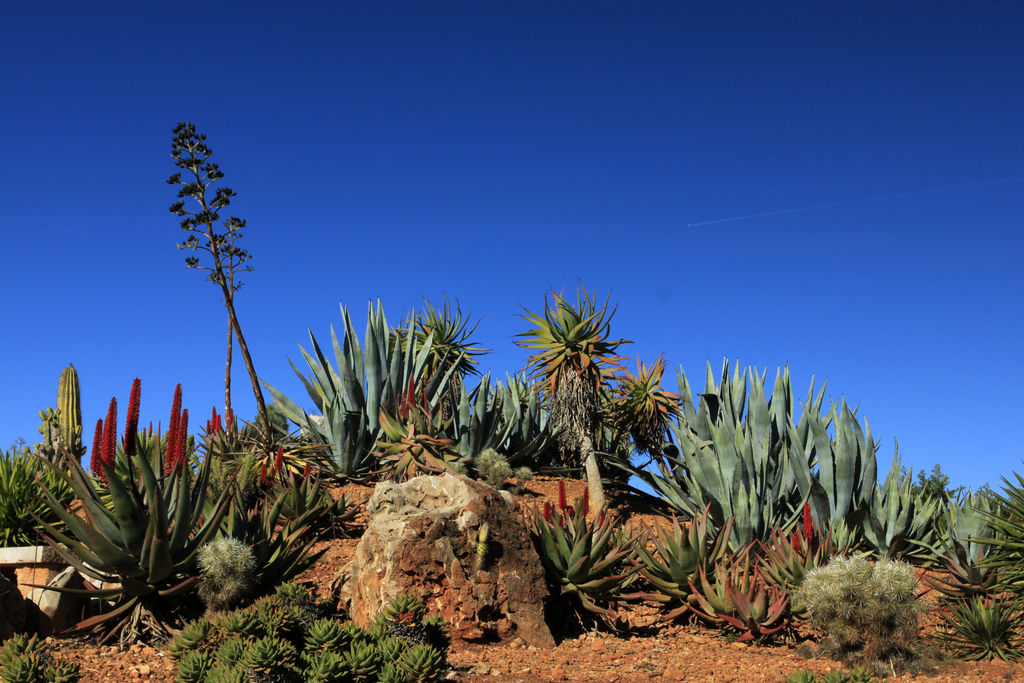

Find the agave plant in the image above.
[
  {"left": 687, "top": 549, "right": 792, "bottom": 642},
  {"left": 528, "top": 481, "right": 636, "bottom": 626},
  {"left": 494, "top": 373, "right": 557, "bottom": 466},
  {"left": 626, "top": 362, "right": 809, "bottom": 551},
  {"left": 265, "top": 300, "right": 462, "bottom": 479},
  {"left": 218, "top": 474, "right": 329, "bottom": 597},
  {"left": 374, "top": 380, "right": 465, "bottom": 481},
  {"left": 33, "top": 381, "right": 233, "bottom": 646},
  {"left": 922, "top": 491, "right": 1000, "bottom": 598},
  {"left": 974, "top": 471, "right": 1024, "bottom": 595},
  {"left": 625, "top": 505, "right": 732, "bottom": 621}
]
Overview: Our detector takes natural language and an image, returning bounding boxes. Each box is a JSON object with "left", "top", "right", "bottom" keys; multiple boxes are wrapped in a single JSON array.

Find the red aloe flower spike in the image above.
[
  {"left": 89, "top": 418, "right": 104, "bottom": 480},
  {"left": 259, "top": 460, "right": 268, "bottom": 485},
  {"left": 543, "top": 501, "right": 553, "bottom": 522},
  {"left": 123, "top": 379, "right": 141, "bottom": 459},
  {"left": 275, "top": 446, "right": 284, "bottom": 472},
  {"left": 302, "top": 462, "right": 312, "bottom": 478},
  {"left": 225, "top": 409, "right": 234, "bottom": 431},
  {"left": 580, "top": 487, "right": 590, "bottom": 519},
  {"left": 803, "top": 503, "right": 813, "bottom": 545},
  {"left": 557, "top": 480, "right": 567, "bottom": 511},
  {"left": 791, "top": 529, "right": 801, "bottom": 552},
  {"left": 166, "top": 385, "right": 182, "bottom": 473},
  {"left": 100, "top": 397, "right": 118, "bottom": 469},
  {"left": 174, "top": 408, "right": 189, "bottom": 471}
]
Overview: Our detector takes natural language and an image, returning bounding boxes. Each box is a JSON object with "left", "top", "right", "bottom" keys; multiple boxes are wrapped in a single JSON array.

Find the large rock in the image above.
[
  {"left": 0, "top": 571, "right": 26, "bottom": 640},
  {"left": 339, "top": 474, "right": 554, "bottom": 648}
]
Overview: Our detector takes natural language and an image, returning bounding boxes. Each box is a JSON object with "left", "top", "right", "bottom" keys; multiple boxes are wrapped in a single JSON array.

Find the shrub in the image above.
[{"left": 795, "top": 556, "right": 925, "bottom": 673}]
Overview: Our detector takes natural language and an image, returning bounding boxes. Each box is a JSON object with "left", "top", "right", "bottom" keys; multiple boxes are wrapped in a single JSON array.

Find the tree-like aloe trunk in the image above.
[{"left": 582, "top": 436, "right": 606, "bottom": 516}]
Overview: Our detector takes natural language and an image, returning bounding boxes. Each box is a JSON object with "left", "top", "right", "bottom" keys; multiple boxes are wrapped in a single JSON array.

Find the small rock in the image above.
[
  {"left": 551, "top": 665, "right": 566, "bottom": 679},
  {"left": 140, "top": 646, "right": 156, "bottom": 657},
  {"left": 137, "top": 664, "right": 151, "bottom": 677},
  {"left": 469, "top": 663, "right": 491, "bottom": 675}
]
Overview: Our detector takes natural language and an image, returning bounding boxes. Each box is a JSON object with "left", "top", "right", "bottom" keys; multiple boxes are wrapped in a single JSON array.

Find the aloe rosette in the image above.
[
  {"left": 529, "top": 481, "right": 636, "bottom": 622},
  {"left": 33, "top": 381, "right": 234, "bottom": 645}
]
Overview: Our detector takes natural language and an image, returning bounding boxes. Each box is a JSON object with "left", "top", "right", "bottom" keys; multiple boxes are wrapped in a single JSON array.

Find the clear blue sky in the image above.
[{"left": 2, "top": 2, "right": 1021, "bottom": 491}]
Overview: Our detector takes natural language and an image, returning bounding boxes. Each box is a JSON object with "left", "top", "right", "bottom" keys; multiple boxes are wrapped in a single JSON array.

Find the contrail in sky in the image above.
[{"left": 687, "top": 175, "right": 1024, "bottom": 227}]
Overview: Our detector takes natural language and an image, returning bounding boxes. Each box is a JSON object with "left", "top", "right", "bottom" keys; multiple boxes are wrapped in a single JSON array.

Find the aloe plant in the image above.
[
  {"left": 859, "top": 453, "right": 940, "bottom": 562},
  {"left": 687, "top": 549, "right": 792, "bottom": 642},
  {"left": 626, "top": 506, "right": 732, "bottom": 621},
  {"left": 528, "top": 481, "right": 636, "bottom": 625},
  {"left": 33, "top": 381, "right": 233, "bottom": 646}
]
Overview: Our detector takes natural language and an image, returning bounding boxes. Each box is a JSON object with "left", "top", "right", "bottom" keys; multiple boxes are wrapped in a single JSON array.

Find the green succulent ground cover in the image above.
[{"left": 168, "top": 586, "right": 449, "bottom": 683}]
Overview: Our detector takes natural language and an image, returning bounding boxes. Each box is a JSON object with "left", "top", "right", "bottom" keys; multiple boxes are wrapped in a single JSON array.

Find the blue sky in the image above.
[{"left": 2, "top": 2, "right": 1021, "bottom": 490}]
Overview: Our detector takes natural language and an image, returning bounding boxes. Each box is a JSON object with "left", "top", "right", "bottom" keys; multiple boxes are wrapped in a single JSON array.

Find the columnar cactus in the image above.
[{"left": 57, "top": 363, "right": 83, "bottom": 457}]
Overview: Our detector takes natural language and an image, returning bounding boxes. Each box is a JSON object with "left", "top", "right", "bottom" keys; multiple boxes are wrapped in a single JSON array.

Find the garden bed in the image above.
[{"left": 25, "top": 478, "right": 1024, "bottom": 682}]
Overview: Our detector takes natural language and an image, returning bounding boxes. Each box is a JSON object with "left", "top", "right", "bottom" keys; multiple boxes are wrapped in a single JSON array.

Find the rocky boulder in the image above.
[{"left": 339, "top": 474, "right": 554, "bottom": 648}]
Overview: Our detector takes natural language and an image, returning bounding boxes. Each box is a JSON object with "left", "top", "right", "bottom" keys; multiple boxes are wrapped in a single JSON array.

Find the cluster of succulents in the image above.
[
  {"left": 528, "top": 481, "right": 636, "bottom": 630},
  {"left": 0, "top": 635, "right": 80, "bottom": 683},
  {"left": 168, "top": 585, "right": 449, "bottom": 683}
]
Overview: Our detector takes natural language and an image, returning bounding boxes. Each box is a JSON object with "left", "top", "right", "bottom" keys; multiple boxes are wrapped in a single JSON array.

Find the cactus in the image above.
[
  {"left": 57, "top": 364, "right": 83, "bottom": 457},
  {"left": 198, "top": 537, "right": 256, "bottom": 613}
]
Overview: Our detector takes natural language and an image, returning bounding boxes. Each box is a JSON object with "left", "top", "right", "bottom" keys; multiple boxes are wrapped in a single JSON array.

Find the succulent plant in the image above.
[
  {"left": 795, "top": 556, "right": 925, "bottom": 668},
  {"left": 240, "top": 636, "right": 299, "bottom": 679},
  {"left": 609, "top": 355, "right": 681, "bottom": 457},
  {"left": 687, "top": 549, "right": 792, "bottom": 642},
  {"left": 626, "top": 505, "right": 732, "bottom": 621},
  {"left": 922, "top": 492, "right": 1000, "bottom": 599},
  {"left": 396, "top": 643, "right": 446, "bottom": 682},
  {"left": 374, "top": 380, "right": 464, "bottom": 481},
  {"left": 175, "top": 650, "right": 214, "bottom": 683},
  {"left": 33, "top": 381, "right": 234, "bottom": 646},
  {"left": 343, "top": 640, "right": 382, "bottom": 682},
  {"left": 265, "top": 300, "right": 463, "bottom": 479},
  {"left": 305, "top": 618, "right": 348, "bottom": 654},
  {"left": 0, "top": 445, "right": 74, "bottom": 547},
  {"left": 758, "top": 504, "right": 845, "bottom": 598},
  {"left": 303, "top": 650, "right": 350, "bottom": 682},
  {"left": 198, "top": 536, "right": 256, "bottom": 613},
  {"left": 214, "top": 638, "right": 248, "bottom": 668},
  {"left": 204, "top": 665, "right": 247, "bottom": 683},
  {"left": 934, "top": 595, "right": 1024, "bottom": 661},
  {"left": 169, "top": 620, "right": 213, "bottom": 661},
  {"left": 529, "top": 481, "right": 636, "bottom": 623},
  {"left": 376, "top": 594, "right": 430, "bottom": 647},
  {"left": 214, "top": 606, "right": 261, "bottom": 639}
]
